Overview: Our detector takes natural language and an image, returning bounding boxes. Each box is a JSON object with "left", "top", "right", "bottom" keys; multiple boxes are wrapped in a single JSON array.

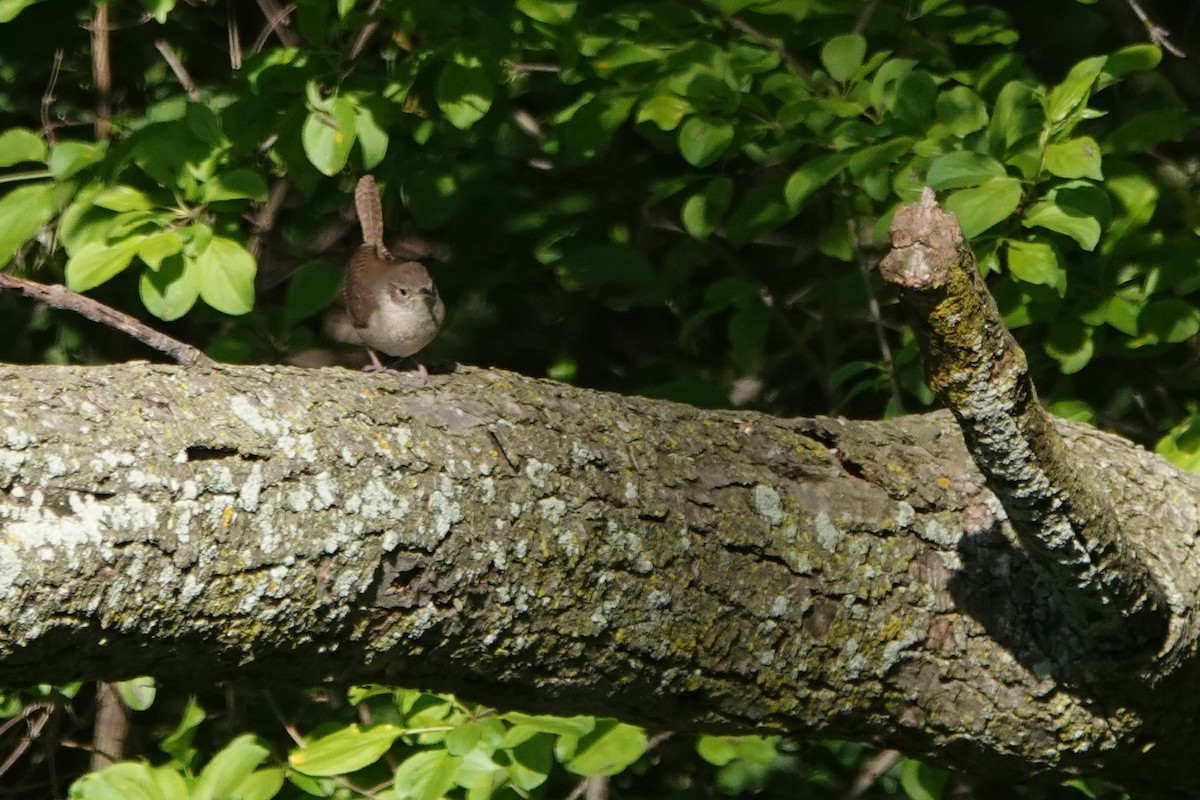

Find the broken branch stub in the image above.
[{"left": 880, "top": 188, "right": 1169, "bottom": 666}]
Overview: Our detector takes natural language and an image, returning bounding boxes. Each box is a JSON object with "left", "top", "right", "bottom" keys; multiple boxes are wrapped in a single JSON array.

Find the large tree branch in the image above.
[{"left": 0, "top": 364, "right": 1198, "bottom": 795}]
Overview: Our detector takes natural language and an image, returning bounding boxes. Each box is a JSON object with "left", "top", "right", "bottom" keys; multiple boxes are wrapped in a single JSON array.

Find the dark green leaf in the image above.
[
  {"left": 1139, "top": 299, "right": 1200, "bottom": 344},
  {"left": 0, "top": 0, "right": 44, "bottom": 23},
  {"left": 1044, "top": 318, "right": 1094, "bottom": 374},
  {"left": 677, "top": 116, "right": 734, "bottom": 167},
  {"left": 935, "top": 85, "right": 987, "bottom": 135},
  {"left": 284, "top": 260, "right": 341, "bottom": 325},
  {"left": 515, "top": 0, "right": 575, "bottom": 24},
  {"left": 784, "top": 152, "right": 848, "bottom": 210},
  {"left": 682, "top": 177, "right": 733, "bottom": 239},
  {"left": 437, "top": 60, "right": 494, "bottom": 129}
]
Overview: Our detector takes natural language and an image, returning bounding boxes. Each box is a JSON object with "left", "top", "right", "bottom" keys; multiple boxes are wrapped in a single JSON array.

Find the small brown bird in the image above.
[{"left": 344, "top": 175, "right": 445, "bottom": 379}]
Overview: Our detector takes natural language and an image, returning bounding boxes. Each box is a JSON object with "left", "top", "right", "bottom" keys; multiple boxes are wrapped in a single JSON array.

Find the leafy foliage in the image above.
[{"left": 0, "top": 0, "right": 1195, "bottom": 796}]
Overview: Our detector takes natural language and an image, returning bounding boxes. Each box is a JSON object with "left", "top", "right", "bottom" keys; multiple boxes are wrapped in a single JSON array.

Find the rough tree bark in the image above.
[{"left": 1, "top": 359, "right": 1198, "bottom": 796}]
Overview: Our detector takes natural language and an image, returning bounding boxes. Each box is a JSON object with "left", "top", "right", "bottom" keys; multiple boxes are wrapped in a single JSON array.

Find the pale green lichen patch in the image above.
[{"left": 754, "top": 484, "right": 784, "bottom": 526}]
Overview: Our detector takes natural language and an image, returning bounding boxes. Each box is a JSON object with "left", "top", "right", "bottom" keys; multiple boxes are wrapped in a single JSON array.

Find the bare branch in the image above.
[{"left": 0, "top": 273, "right": 214, "bottom": 367}]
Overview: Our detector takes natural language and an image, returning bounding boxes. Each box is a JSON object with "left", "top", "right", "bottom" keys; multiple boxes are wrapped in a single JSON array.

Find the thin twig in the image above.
[
  {"left": 40, "top": 49, "right": 64, "bottom": 142},
  {"left": 852, "top": 0, "right": 880, "bottom": 34},
  {"left": 253, "top": 0, "right": 298, "bottom": 50},
  {"left": 0, "top": 703, "right": 52, "bottom": 782},
  {"left": 842, "top": 191, "right": 903, "bottom": 413},
  {"left": 1126, "top": 0, "right": 1186, "bottom": 57},
  {"left": 247, "top": 178, "right": 290, "bottom": 260},
  {"left": 687, "top": 0, "right": 809, "bottom": 79},
  {"left": 0, "top": 273, "right": 214, "bottom": 367},
  {"left": 91, "top": 3, "right": 112, "bottom": 139},
  {"left": 348, "top": 0, "right": 384, "bottom": 61},
  {"left": 155, "top": 40, "right": 199, "bottom": 100},
  {"left": 840, "top": 748, "right": 901, "bottom": 800},
  {"left": 227, "top": 0, "right": 242, "bottom": 71}
]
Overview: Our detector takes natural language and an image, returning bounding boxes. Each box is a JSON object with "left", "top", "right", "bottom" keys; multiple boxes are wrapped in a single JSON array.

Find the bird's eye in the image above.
[{"left": 395, "top": 286, "right": 410, "bottom": 298}]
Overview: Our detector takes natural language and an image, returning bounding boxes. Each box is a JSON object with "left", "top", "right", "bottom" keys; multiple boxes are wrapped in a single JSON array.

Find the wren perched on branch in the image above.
[{"left": 343, "top": 175, "right": 445, "bottom": 380}]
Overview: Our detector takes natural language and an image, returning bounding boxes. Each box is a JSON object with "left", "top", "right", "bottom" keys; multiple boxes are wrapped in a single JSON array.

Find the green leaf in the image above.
[
  {"left": 115, "top": 676, "right": 156, "bottom": 711},
  {"left": 1006, "top": 239, "right": 1063, "bottom": 292},
  {"left": 0, "top": 0, "right": 44, "bottom": 23},
  {"left": 1021, "top": 182, "right": 1110, "bottom": 251},
  {"left": 393, "top": 750, "right": 462, "bottom": 800},
  {"left": 185, "top": 102, "right": 222, "bottom": 144},
  {"left": 1104, "top": 44, "right": 1161, "bottom": 78},
  {"left": 291, "top": 724, "right": 404, "bottom": 777},
  {"left": 1045, "top": 319, "right": 1094, "bottom": 374},
  {"left": 284, "top": 259, "right": 342, "bottom": 325},
  {"left": 140, "top": 0, "right": 175, "bottom": 24},
  {"left": 1139, "top": 299, "right": 1200, "bottom": 345},
  {"left": 926, "top": 151, "right": 1007, "bottom": 190},
  {"left": 202, "top": 169, "right": 269, "bottom": 203},
  {"left": 1045, "top": 56, "right": 1105, "bottom": 124},
  {"left": 696, "top": 735, "right": 737, "bottom": 766},
  {"left": 515, "top": 0, "right": 575, "bottom": 24},
  {"left": 501, "top": 713, "right": 595, "bottom": 738},
  {"left": 899, "top": 759, "right": 948, "bottom": 800},
  {"left": 784, "top": 152, "right": 848, "bottom": 210},
  {"left": 1043, "top": 136, "right": 1102, "bottom": 180},
  {"left": 159, "top": 696, "right": 205, "bottom": 766},
  {"left": 192, "top": 735, "right": 272, "bottom": 800},
  {"left": 893, "top": 70, "right": 936, "bottom": 127},
  {"left": 48, "top": 140, "right": 107, "bottom": 179},
  {"left": 557, "top": 92, "right": 635, "bottom": 162},
  {"left": 820, "top": 33, "right": 866, "bottom": 83},
  {"left": 1156, "top": 415, "right": 1200, "bottom": 472},
  {"left": 935, "top": 86, "right": 987, "bottom": 135},
  {"left": 726, "top": 174, "right": 791, "bottom": 246},
  {"left": 93, "top": 186, "right": 155, "bottom": 212},
  {"left": 228, "top": 768, "right": 285, "bottom": 800},
  {"left": 943, "top": 177, "right": 1022, "bottom": 238},
  {"left": 636, "top": 94, "right": 692, "bottom": 131},
  {"left": 69, "top": 762, "right": 188, "bottom": 800},
  {"left": 504, "top": 731, "right": 553, "bottom": 790},
  {"left": 0, "top": 182, "right": 57, "bottom": 266},
  {"left": 195, "top": 235, "right": 256, "bottom": 315},
  {"left": 354, "top": 102, "right": 390, "bottom": 169},
  {"left": 682, "top": 177, "right": 733, "bottom": 240},
  {"left": 557, "top": 719, "right": 647, "bottom": 777},
  {"left": 677, "top": 116, "right": 734, "bottom": 167},
  {"left": 986, "top": 80, "right": 1042, "bottom": 157},
  {"left": 66, "top": 237, "right": 146, "bottom": 291},
  {"left": 0, "top": 128, "right": 45, "bottom": 166},
  {"left": 140, "top": 254, "right": 199, "bottom": 321},
  {"left": 437, "top": 61, "right": 494, "bottom": 129},
  {"left": 302, "top": 98, "right": 357, "bottom": 176}
]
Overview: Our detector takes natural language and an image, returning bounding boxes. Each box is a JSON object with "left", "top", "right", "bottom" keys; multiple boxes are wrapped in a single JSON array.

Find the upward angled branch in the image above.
[{"left": 880, "top": 188, "right": 1171, "bottom": 666}]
